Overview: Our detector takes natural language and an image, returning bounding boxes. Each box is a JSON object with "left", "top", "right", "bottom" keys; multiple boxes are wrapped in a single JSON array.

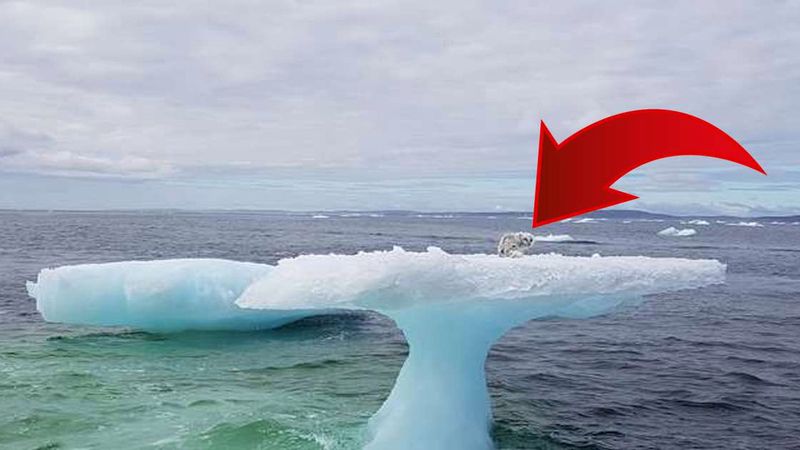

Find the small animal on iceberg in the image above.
[{"left": 497, "top": 232, "right": 534, "bottom": 257}]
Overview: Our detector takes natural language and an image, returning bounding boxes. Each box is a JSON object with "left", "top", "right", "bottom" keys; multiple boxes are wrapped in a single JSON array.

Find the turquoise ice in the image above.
[{"left": 28, "top": 247, "right": 725, "bottom": 449}]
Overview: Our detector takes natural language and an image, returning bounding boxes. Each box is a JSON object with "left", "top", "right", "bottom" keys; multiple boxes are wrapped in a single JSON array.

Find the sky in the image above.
[{"left": 1, "top": 0, "right": 799, "bottom": 214}]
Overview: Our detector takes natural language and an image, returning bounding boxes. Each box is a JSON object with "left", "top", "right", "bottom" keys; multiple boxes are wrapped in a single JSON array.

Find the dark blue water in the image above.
[{"left": 1, "top": 211, "right": 799, "bottom": 449}]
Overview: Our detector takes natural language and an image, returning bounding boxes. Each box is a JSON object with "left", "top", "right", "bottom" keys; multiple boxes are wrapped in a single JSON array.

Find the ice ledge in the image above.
[{"left": 27, "top": 248, "right": 725, "bottom": 450}]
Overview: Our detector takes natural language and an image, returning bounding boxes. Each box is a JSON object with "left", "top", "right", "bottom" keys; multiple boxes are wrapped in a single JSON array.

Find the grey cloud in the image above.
[
  {"left": 0, "top": 1, "right": 798, "bottom": 210},
  {"left": 0, "top": 121, "right": 170, "bottom": 177}
]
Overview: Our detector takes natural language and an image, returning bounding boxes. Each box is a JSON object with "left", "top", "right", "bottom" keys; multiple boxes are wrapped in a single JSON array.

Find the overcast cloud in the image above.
[{"left": 1, "top": 0, "right": 798, "bottom": 213}]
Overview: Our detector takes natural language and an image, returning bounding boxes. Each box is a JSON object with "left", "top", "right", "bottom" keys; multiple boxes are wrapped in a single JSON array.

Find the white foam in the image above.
[
  {"left": 683, "top": 219, "right": 710, "bottom": 226},
  {"left": 414, "top": 214, "right": 456, "bottom": 219},
  {"left": 657, "top": 227, "right": 697, "bottom": 237},
  {"left": 726, "top": 221, "right": 764, "bottom": 227}
]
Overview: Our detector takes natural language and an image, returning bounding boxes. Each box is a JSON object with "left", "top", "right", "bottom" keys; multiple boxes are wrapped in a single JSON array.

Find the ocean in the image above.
[{"left": 1, "top": 210, "right": 799, "bottom": 449}]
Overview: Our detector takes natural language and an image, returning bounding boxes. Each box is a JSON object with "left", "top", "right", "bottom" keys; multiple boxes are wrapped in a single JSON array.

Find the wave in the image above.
[
  {"left": 657, "top": 227, "right": 697, "bottom": 237},
  {"left": 27, "top": 248, "right": 725, "bottom": 450},
  {"left": 413, "top": 214, "right": 457, "bottom": 219}
]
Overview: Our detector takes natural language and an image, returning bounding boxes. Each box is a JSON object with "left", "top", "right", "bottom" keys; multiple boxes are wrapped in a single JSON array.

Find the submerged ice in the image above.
[{"left": 28, "top": 247, "right": 726, "bottom": 450}]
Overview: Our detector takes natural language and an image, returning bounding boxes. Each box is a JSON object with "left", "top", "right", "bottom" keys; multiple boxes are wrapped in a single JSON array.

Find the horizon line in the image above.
[{"left": 1, "top": 208, "right": 798, "bottom": 219}]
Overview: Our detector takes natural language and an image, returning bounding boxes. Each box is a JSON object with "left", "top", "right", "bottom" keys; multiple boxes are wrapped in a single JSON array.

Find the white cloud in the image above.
[
  {"left": 0, "top": 0, "right": 798, "bottom": 210},
  {"left": 1, "top": 149, "right": 172, "bottom": 178}
]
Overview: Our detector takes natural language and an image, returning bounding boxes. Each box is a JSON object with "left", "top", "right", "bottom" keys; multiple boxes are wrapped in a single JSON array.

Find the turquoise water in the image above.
[{"left": 0, "top": 316, "right": 406, "bottom": 449}]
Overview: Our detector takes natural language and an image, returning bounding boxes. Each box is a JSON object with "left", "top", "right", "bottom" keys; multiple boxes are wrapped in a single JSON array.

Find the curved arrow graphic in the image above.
[{"left": 532, "top": 109, "right": 766, "bottom": 228}]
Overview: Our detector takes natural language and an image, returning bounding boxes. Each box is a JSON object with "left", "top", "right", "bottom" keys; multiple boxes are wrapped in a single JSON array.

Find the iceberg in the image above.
[
  {"left": 683, "top": 219, "right": 710, "bottom": 226},
  {"left": 533, "top": 233, "right": 573, "bottom": 242},
  {"left": 27, "top": 247, "right": 725, "bottom": 450},
  {"left": 27, "top": 259, "right": 316, "bottom": 331},
  {"left": 657, "top": 227, "right": 697, "bottom": 237}
]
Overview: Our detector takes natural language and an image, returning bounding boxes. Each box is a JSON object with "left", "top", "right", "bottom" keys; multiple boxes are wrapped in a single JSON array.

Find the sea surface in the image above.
[{"left": 1, "top": 210, "right": 799, "bottom": 449}]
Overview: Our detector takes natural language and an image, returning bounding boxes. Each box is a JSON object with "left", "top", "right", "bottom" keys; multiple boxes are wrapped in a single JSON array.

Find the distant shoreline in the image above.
[{"left": 1, "top": 208, "right": 798, "bottom": 221}]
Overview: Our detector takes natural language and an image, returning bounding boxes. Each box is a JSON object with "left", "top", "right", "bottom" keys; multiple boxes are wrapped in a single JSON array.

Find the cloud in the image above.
[
  {"left": 0, "top": 0, "right": 798, "bottom": 210},
  {"left": 0, "top": 121, "right": 171, "bottom": 178},
  {"left": 1, "top": 149, "right": 172, "bottom": 178}
]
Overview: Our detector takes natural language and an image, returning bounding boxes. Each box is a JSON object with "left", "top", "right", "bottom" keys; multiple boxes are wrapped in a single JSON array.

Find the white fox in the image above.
[{"left": 497, "top": 232, "right": 535, "bottom": 258}]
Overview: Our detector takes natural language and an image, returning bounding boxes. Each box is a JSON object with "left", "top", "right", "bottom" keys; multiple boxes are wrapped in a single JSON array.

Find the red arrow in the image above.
[{"left": 532, "top": 109, "right": 766, "bottom": 228}]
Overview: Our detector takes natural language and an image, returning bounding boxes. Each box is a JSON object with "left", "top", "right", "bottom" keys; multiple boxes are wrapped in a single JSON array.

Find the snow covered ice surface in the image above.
[{"left": 28, "top": 247, "right": 725, "bottom": 450}]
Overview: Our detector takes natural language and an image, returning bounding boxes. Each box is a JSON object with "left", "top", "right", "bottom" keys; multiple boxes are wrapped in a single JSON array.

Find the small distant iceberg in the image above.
[
  {"left": 658, "top": 227, "right": 697, "bottom": 237},
  {"left": 726, "top": 221, "right": 764, "bottom": 227},
  {"left": 573, "top": 217, "right": 598, "bottom": 224},
  {"left": 533, "top": 234, "right": 574, "bottom": 242},
  {"left": 340, "top": 213, "right": 385, "bottom": 218},
  {"left": 312, "top": 214, "right": 329, "bottom": 219},
  {"left": 683, "top": 219, "right": 710, "bottom": 226}
]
